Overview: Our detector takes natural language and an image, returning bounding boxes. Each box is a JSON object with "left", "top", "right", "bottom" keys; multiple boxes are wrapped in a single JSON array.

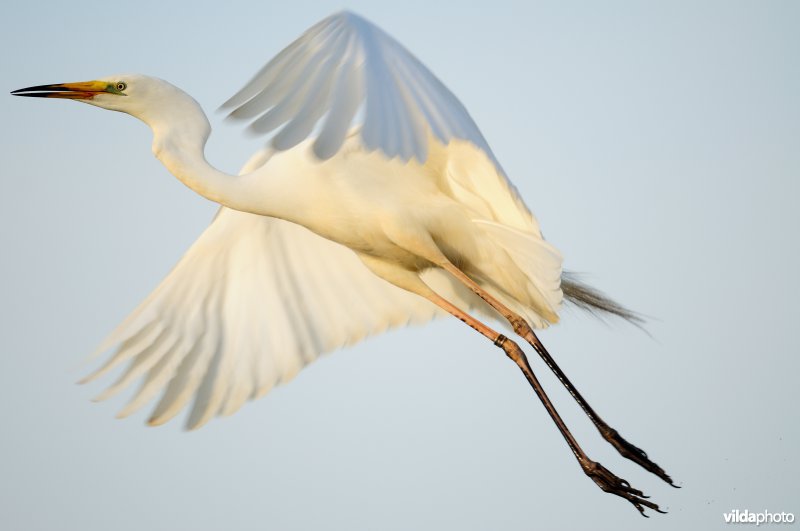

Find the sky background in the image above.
[{"left": 1, "top": 1, "right": 798, "bottom": 530}]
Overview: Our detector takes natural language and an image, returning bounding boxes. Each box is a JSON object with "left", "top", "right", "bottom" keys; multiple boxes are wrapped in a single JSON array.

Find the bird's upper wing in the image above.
[
  {"left": 82, "top": 205, "right": 448, "bottom": 430},
  {"left": 223, "top": 10, "right": 541, "bottom": 232},
  {"left": 222, "top": 11, "right": 500, "bottom": 167}
]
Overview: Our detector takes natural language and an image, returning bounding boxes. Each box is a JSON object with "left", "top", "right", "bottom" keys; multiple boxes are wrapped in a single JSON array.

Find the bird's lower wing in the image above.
[{"left": 82, "top": 207, "right": 444, "bottom": 429}]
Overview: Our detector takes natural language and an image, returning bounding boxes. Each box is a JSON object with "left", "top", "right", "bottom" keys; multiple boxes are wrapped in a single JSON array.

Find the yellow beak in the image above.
[{"left": 11, "top": 80, "right": 112, "bottom": 100}]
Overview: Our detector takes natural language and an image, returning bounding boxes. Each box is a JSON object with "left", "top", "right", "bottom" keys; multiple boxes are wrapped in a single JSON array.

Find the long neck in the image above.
[
  {"left": 142, "top": 89, "right": 303, "bottom": 221},
  {"left": 152, "top": 120, "right": 252, "bottom": 211}
]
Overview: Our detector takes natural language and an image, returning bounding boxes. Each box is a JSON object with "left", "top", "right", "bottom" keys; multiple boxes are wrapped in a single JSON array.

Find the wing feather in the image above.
[
  {"left": 222, "top": 17, "right": 334, "bottom": 109},
  {"left": 313, "top": 47, "right": 363, "bottom": 159},
  {"left": 84, "top": 207, "right": 445, "bottom": 429},
  {"left": 248, "top": 25, "right": 350, "bottom": 134},
  {"left": 227, "top": 18, "right": 345, "bottom": 120},
  {"left": 223, "top": 11, "right": 498, "bottom": 167}
]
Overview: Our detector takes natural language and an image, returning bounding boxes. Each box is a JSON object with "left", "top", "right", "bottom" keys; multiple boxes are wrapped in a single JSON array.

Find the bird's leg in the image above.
[
  {"left": 422, "top": 292, "right": 663, "bottom": 516},
  {"left": 520, "top": 329, "right": 676, "bottom": 486},
  {"left": 438, "top": 262, "right": 675, "bottom": 486}
]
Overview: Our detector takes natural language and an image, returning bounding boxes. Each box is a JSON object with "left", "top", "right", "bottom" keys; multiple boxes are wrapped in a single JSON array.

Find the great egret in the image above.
[{"left": 13, "top": 11, "right": 674, "bottom": 515}]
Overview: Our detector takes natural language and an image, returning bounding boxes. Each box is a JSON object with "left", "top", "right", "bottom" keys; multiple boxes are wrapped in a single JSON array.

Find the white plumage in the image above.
[
  {"left": 14, "top": 10, "right": 674, "bottom": 514},
  {"left": 222, "top": 11, "right": 497, "bottom": 164},
  {"left": 84, "top": 131, "right": 562, "bottom": 429},
  {"left": 70, "top": 12, "right": 568, "bottom": 428}
]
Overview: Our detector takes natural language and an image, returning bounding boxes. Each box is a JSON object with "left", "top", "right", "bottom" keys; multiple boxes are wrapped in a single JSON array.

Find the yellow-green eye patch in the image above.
[{"left": 106, "top": 81, "right": 127, "bottom": 95}]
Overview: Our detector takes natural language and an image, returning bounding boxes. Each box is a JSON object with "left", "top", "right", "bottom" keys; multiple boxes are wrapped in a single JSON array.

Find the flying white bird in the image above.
[{"left": 13, "top": 11, "right": 675, "bottom": 515}]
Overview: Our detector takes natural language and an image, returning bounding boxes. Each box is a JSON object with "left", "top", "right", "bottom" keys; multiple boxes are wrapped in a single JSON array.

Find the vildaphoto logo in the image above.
[{"left": 723, "top": 509, "right": 795, "bottom": 525}]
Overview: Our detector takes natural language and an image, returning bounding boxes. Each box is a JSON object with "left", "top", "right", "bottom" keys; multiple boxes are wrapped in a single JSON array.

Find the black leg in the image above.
[
  {"left": 495, "top": 334, "right": 665, "bottom": 515},
  {"left": 438, "top": 261, "right": 675, "bottom": 487},
  {"left": 521, "top": 329, "right": 676, "bottom": 487}
]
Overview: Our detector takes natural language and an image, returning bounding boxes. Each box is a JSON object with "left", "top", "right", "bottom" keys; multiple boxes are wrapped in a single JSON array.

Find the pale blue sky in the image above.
[{"left": 1, "top": 1, "right": 798, "bottom": 530}]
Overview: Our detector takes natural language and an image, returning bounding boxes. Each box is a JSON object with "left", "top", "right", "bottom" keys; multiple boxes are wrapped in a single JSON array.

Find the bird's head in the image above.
[
  {"left": 13, "top": 74, "right": 205, "bottom": 128},
  {"left": 12, "top": 74, "right": 210, "bottom": 150},
  {"left": 14, "top": 74, "right": 148, "bottom": 112}
]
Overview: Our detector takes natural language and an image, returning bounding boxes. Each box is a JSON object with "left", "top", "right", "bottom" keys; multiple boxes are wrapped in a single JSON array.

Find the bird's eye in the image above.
[{"left": 116, "top": 82, "right": 127, "bottom": 91}]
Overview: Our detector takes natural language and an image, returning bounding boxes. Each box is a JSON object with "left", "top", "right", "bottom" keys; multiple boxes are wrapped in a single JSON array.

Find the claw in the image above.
[
  {"left": 601, "top": 426, "right": 677, "bottom": 486},
  {"left": 582, "top": 460, "right": 665, "bottom": 516}
]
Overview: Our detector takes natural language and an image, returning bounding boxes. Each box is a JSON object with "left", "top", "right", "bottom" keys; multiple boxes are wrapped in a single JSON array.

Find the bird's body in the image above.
[
  {"left": 140, "top": 68, "right": 563, "bottom": 331},
  {"left": 13, "top": 10, "right": 674, "bottom": 515},
  {"left": 208, "top": 131, "right": 560, "bottom": 323}
]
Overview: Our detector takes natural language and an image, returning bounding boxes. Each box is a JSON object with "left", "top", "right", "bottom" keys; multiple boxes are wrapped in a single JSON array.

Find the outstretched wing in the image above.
[
  {"left": 82, "top": 207, "right": 445, "bottom": 430},
  {"left": 221, "top": 10, "right": 500, "bottom": 167}
]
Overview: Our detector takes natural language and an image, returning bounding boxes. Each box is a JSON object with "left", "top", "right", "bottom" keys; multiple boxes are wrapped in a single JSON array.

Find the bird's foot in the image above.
[
  {"left": 600, "top": 426, "right": 677, "bottom": 487},
  {"left": 581, "top": 459, "right": 665, "bottom": 517}
]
